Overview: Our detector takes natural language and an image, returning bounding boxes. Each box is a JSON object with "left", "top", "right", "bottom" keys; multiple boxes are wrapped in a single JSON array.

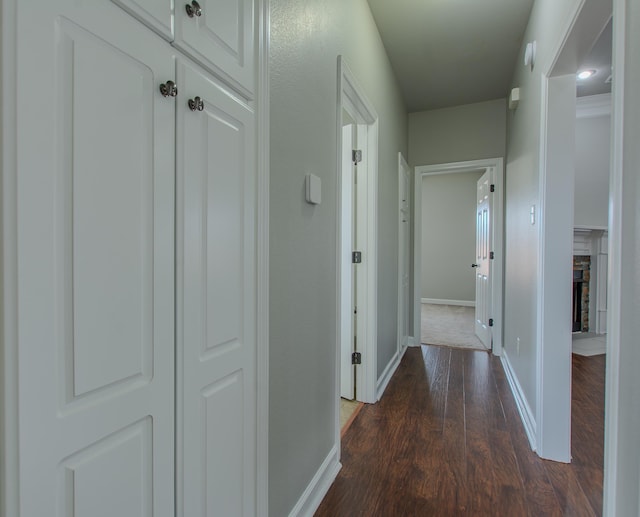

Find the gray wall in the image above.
[
  {"left": 269, "top": 0, "right": 407, "bottom": 515},
  {"left": 503, "top": 0, "right": 593, "bottom": 420},
  {"left": 606, "top": 2, "right": 640, "bottom": 514},
  {"left": 575, "top": 111, "right": 611, "bottom": 228},
  {"left": 421, "top": 171, "right": 483, "bottom": 302},
  {"left": 408, "top": 99, "right": 507, "bottom": 167}
]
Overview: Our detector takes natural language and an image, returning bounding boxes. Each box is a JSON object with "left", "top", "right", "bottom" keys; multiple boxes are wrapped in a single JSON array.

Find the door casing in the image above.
[{"left": 335, "top": 55, "right": 379, "bottom": 436}]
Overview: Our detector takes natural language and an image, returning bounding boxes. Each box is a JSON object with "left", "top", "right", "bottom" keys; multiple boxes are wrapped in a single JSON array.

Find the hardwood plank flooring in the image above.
[{"left": 315, "top": 346, "right": 605, "bottom": 516}]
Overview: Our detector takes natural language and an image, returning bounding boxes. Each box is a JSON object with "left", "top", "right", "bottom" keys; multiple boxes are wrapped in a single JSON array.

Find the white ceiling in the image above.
[
  {"left": 366, "top": 0, "right": 535, "bottom": 112},
  {"left": 577, "top": 18, "right": 612, "bottom": 97}
]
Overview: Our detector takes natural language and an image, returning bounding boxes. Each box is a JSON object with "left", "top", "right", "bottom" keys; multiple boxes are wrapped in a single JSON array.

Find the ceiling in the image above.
[
  {"left": 366, "top": 0, "right": 535, "bottom": 112},
  {"left": 576, "top": 18, "right": 612, "bottom": 97}
]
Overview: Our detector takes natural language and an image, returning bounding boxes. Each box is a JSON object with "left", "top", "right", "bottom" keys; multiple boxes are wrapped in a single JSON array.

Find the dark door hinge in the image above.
[
  {"left": 490, "top": 251, "right": 494, "bottom": 259},
  {"left": 490, "top": 184, "right": 495, "bottom": 193},
  {"left": 489, "top": 318, "right": 494, "bottom": 327},
  {"left": 352, "top": 149, "right": 362, "bottom": 165},
  {"left": 352, "top": 251, "right": 362, "bottom": 263},
  {"left": 352, "top": 352, "right": 362, "bottom": 365}
]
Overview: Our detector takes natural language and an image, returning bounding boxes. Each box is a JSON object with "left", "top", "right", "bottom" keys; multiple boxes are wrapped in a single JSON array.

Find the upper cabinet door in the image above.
[
  {"left": 175, "top": 0, "right": 255, "bottom": 98},
  {"left": 111, "top": 0, "right": 174, "bottom": 41},
  {"left": 16, "top": 2, "right": 176, "bottom": 515}
]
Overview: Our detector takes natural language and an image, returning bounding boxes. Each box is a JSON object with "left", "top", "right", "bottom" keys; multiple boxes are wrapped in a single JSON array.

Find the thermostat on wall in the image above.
[{"left": 305, "top": 173, "right": 321, "bottom": 205}]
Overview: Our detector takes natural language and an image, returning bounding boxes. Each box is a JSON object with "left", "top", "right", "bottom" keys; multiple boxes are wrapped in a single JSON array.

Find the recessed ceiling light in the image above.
[{"left": 577, "top": 69, "right": 596, "bottom": 80}]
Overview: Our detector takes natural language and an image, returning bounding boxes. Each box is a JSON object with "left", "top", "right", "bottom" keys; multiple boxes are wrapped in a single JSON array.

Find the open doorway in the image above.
[
  {"left": 413, "top": 158, "right": 505, "bottom": 355},
  {"left": 535, "top": 0, "right": 611, "bottom": 466},
  {"left": 572, "top": 19, "right": 611, "bottom": 356},
  {"left": 335, "top": 56, "right": 379, "bottom": 443}
]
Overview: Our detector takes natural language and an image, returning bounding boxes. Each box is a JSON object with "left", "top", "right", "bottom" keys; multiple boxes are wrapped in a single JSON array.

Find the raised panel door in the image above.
[
  {"left": 475, "top": 170, "right": 491, "bottom": 348},
  {"left": 175, "top": 0, "right": 254, "bottom": 98},
  {"left": 111, "top": 0, "right": 174, "bottom": 40},
  {"left": 16, "top": 2, "right": 175, "bottom": 515},
  {"left": 176, "top": 58, "right": 257, "bottom": 517}
]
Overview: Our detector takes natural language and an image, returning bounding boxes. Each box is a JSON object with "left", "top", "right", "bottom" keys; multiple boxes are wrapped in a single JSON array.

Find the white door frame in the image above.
[
  {"left": 413, "top": 158, "right": 505, "bottom": 356},
  {"left": 397, "top": 152, "right": 411, "bottom": 353},
  {"left": 335, "top": 55, "right": 379, "bottom": 431},
  {"left": 535, "top": 0, "right": 611, "bottom": 463}
]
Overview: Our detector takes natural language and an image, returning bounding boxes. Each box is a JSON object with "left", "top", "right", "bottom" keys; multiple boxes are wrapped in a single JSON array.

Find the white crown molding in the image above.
[{"left": 576, "top": 92, "right": 612, "bottom": 119}]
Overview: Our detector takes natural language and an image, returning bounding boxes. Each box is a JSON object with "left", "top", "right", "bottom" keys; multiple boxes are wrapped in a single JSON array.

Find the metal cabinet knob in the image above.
[
  {"left": 188, "top": 96, "right": 204, "bottom": 111},
  {"left": 471, "top": 263, "right": 479, "bottom": 268},
  {"left": 185, "top": 0, "right": 202, "bottom": 17},
  {"left": 159, "top": 80, "right": 178, "bottom": 97}
]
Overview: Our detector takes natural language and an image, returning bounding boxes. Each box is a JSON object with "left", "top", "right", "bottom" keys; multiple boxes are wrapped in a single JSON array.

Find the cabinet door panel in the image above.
[
  {"left": 176, "top": 59, "right": 257, "bottom": 517},
  {"left": 111, "top": 0, "right": 174, "bottom": 41},
  {"left": 16, "top": 3, "right": 175, "bottom": 515},
  {"left": 175, "top": 0, "right": 254, "bottom": 98}
]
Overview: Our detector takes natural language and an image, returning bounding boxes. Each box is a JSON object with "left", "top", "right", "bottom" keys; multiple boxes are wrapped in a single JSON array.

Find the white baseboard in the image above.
[
  {"left": 376, "top": 345, "right": 406, "bottom": 400},
  {"left": 500, "top": 351, "right": 537, "bottom": 452},
  {"left": 421, "top": 298, "right": 475, "bottom": 307},
  {"left": 288, "top": 445, "right": 341, "bottom": 517},
  {"left": 408, "top": 336, "right": 420, "bottom": 347}
]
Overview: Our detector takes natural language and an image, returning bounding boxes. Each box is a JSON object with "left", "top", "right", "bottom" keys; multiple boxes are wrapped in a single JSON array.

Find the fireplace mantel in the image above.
[{"left": 573, "top": 227, "right": 608, "bottom": 255}]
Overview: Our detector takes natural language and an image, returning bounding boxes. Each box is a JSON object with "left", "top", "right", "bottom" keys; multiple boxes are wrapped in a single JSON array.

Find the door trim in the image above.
[
  {"left": 256, "top": 0, "right": 270, "bottom": 514},
  {"left": 335, "top": 55, "right": 379, "bottom": 442},
  {"left": 1, "top": 1, "right": 19, "bottom": 515},
  {"left": 413, "top": 158, "right": 504, "bottom": 356}
]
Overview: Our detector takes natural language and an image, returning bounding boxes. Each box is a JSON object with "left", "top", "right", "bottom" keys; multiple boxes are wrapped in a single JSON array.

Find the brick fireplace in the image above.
[{"left": 572, "top": 255, "right": 591, "bottom": 332}]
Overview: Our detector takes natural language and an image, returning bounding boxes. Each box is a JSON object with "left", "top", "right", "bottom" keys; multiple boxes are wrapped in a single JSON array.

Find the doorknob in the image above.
[
  {"left": 159, "top": 80, "right": 178, "bottom": 98},
  {"left": 471, "top": 263, "right": 479, "bottom": 268},
  {"left": 188, "top": 96, "right": 204, "bottom": 111},
  {"left": 185, "top": 0, "right": 202, "bottom": 17}
]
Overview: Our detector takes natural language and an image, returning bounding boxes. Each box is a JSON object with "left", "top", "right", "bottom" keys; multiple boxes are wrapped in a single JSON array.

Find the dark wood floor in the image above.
[{"left": 316, "top": 346, "right": 605, "bottom": 516}]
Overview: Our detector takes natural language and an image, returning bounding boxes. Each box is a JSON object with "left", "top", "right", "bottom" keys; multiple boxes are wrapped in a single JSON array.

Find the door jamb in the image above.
[
  {"left": 413, "top": 158, "right": 504, "bottom": 356},
  {"left": 334, "top": 56, "right": 379, "bottom": 454},
  {"left": 603, "top": 2, "right": 626, "bottom": 514}
]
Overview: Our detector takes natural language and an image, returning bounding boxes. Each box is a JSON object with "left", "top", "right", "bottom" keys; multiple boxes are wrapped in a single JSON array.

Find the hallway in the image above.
[{"left": 316, "top": 346, "right": 604, "bottom": 516}]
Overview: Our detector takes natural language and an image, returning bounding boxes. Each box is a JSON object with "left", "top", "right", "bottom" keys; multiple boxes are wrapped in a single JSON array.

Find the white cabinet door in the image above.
[
  {"left": 111, "top": 0, "right": 174, "bottom": 40},
  {"left": 175, "top": 0, "right": 254, "bottom": 97},
  {"left": 176, "top": 59, "right": 257, "bottom": 517},
  {"left": 16, "top": 2, "right": 175, "bottom": 515}
]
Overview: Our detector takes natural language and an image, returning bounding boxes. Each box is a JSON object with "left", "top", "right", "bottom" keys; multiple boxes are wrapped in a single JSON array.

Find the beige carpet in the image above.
[{"left": 421, "top": 303, "right": 488, "bottom": 350}]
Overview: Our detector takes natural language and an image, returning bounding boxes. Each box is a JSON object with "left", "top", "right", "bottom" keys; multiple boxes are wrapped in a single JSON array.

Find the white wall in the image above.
[
  {"left": 421, "top": 171, "right": 483, "bottom": 302},
  {"left": 408, "top": 99, "right": 507, "bottom": 167},
  {"left": 575, "top": 101, "right": 611, "bottom": 228},
  {"left": 269, "top": 0, "right": 407, "bottom": 515}
]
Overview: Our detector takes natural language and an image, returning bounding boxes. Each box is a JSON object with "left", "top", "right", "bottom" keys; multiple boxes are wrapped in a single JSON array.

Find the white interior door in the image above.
[
  {"left": 340, "top": 124, "right": 355, "bottom": 399},
  {"left": 16, "top": 2, "right": 175, "bottom": 514},
  {"left": 176, "top": 58, "right": 257, "bottom": 516},
  {"left": 475, "top": 169, "right": 492, "bottom": 348},
  {"left": 398, "top": 154, "right": 411, "bottom": 349}
]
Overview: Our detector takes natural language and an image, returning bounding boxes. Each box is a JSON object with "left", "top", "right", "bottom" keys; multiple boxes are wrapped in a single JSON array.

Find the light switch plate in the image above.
[{"left": 305, "top": 173, "right": 321, "bottom": 205}]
